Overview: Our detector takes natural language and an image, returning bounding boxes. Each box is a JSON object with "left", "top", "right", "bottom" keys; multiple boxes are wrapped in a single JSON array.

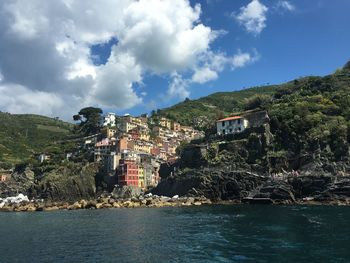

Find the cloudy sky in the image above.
[{"left": 0, "top": 0, "right": 349, "bottom": 120}]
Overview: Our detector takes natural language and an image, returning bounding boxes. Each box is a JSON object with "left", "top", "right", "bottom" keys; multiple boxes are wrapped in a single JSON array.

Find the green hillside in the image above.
[
  {"left": 0, "top": 113, "right": 74, "bottom": 167},
  {"left": 158, "top": 63, "right": 350, "bottom": 131},
  {"left": 157, "top": 85, "right": 278, "bottom": 127},
  {"left": 160, "top": 61, "right": 350, "bottom": 163}
]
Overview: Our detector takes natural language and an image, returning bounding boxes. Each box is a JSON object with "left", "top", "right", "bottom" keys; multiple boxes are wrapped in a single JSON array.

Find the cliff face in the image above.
[
  {"left": 0, "top": 167, "right": 35, "bottom": 198},
  {"left": 152, "top": 121, "right": 350, "bottom": 202},
  {"left": 0, "top": 163, "right": 100, "bottom": 201},
  {"left": 152, "top": 169, "right": 267, "bottom": 200}
]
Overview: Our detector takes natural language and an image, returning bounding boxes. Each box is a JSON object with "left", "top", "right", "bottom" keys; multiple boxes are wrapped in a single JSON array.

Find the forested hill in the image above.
[
  {"left": 0, "top": 113, "right": 74, "bottom": 167},
  {"left": 159, "top": 60, "right": 350, "bottom": 163},
  {"left": 157, "top": 85, "right": 278, "bottom": 128},
  {"left": 157, "top": 61, "right": 350, "bottom": 132}
]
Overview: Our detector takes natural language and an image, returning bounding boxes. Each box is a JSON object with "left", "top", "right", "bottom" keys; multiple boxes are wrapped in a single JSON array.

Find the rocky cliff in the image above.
[
  {"left": 0, "top": 163, "right": 100, "bottom": 201},
  {"left": 152, "top": 122, "right": 350, "bottom": 204}
]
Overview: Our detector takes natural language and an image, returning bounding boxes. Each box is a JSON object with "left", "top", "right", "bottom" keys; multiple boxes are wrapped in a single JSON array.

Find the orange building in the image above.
[
  {"left": 117, "top": 159, "right": 139, "bottom": 187},
  {"left": 117, "top": 136, "right": 129, "bottom": 152}
]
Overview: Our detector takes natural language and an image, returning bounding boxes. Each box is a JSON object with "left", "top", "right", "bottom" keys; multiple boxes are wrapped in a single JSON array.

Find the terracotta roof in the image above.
[{"left": 217, "top": 116, "right": 243, "bottom": 122}]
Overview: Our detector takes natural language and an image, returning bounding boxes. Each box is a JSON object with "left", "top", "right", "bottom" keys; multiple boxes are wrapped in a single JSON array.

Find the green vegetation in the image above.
[
  {"left": 160, "top": 61, "right": 350, "bottom": 163},
  {"left": 268, "top": 71, "right": 350, "bottom": 162},
  {"left": 1, "top": 61, "right": 350, "bottom": 170},
  {"left": 156, "top": 85, "right": 278, "bottom": 129},
  {"left": 73, "top": 107, "right": 103, "bottom": 136},
  {"left": 0, "top": 113, "right": 74, "bottom": 167}
]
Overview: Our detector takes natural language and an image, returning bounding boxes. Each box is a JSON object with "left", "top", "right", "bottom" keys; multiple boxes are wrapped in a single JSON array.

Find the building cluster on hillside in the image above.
[{"left": 94, "top": 113, "right": 204, "bottom": 190}]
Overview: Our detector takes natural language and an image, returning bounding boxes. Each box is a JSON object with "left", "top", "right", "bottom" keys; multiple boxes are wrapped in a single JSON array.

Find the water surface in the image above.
[{"left": 0, "top": 205, "right": 349, "bottom": 262}]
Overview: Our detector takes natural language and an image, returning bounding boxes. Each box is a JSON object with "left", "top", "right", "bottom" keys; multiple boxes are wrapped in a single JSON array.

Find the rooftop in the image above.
[{"left": 217, "top": 116, "right": 243, "bottom": 122}]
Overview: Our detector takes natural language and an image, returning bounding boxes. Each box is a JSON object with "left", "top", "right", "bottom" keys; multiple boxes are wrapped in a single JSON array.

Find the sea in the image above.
[{"left": 0, "top": 205, "right": 349, "bottom": 263}]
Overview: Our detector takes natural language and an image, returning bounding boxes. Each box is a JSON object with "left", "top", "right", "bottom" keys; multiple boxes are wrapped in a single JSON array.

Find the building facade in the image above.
[
  {"left": 117, "top": 159, "right": 139, "bottom": 187},
  {"left": 216, "top": 116, "right": 249, "bottom": 135},
  {"left": 102, "top": 113, "right": 116, "bottom": 127}
]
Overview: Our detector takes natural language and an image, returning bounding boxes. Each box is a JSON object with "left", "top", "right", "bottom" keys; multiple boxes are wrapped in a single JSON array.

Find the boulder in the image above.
[
  {"left": 112, "top": 202, "right": 120, "bottom": 208},
  {"left": 85, "top": 200, "right": 97, "bottom": 209},
  {"left": 44, "top": 206, "right": 59, "bottom": 211},
  {"left": 111, "top": 186, "right": 141, "bottom": 199},
  {"left": 68, "top": 201, "right": 82, "bottom": 210}
]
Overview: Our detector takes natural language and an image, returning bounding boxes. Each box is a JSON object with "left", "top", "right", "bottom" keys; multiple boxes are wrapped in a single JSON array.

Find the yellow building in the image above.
[
  {"left": 159, "top": 117, "right": 172, "bottom": 129},
  {"left": 101, "top": 126, "right": 117, "bottom": 138},
  {"left": 140, "top": 129, "right": 150, "bottom": 141},
  {"left": 119, "top": 116, "right": 148, "bottom": 132},
  {"left": 171, "top": 121, "right": 181, "bottom": 132},
  {"left": 153, "top": 126, "right": 167, "bottom": 138},
  {"left": 138, "top": 165, "right": 145, "bottom": 188},
  {"left": 134, "top": 141, "right": 152, "bottom": 154}
]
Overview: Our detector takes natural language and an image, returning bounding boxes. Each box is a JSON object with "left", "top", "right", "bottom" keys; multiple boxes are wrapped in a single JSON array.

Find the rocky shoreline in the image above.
[
  {"left": 1, "top": 194, "right": 350, "bottom": 212},
  {"left": 0, "top": 194, "right": 213, "bottom": 212}
]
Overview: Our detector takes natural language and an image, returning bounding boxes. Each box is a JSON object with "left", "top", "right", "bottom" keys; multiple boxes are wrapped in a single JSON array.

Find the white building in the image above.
[
  {"left": 102, "top": 113, "right": 116, "bottom": 127},
  {"left": 216, "top": 116, "right": 249, "bottom": 135}
]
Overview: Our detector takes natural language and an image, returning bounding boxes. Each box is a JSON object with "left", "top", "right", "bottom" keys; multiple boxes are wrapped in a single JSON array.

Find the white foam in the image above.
[{"left": 0, "top": 194, "right": 30, "bottom": 207}]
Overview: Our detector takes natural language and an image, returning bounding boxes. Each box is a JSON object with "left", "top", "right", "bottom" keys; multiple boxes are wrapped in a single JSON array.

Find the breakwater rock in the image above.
[{"left": 0, "top": 193, "right": 214, "bottom": 212}]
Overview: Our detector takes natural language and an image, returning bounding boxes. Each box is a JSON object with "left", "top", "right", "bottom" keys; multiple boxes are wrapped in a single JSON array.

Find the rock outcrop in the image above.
[
  {"left": 30, "top": 163, "right": 99, "bottom": 201},
  {"left": 152, "top": 168, "right": 267, "bottom": 201},
  {"left": 0, "top": 163, "right": 100, "bottom": 202},
  {"left": 252, "top": 181, "right": 296, "bottom": 203},
  {"left": 0, "top": 167, "right": 35, "bottom": 198}
]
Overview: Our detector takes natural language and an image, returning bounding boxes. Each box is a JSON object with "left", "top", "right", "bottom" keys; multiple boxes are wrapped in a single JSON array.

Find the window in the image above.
[
  {"left": 222, "top": 121, "right": 225, "bottom": 127},
  {"left": 222, "top": 129, "right": 226, "bottom": 135},
  {"left": 238, "top": 119, "right": 241, "bottom": 124},
  {"left": 229, "top": 120, "right": 232, "bottom": 125}
]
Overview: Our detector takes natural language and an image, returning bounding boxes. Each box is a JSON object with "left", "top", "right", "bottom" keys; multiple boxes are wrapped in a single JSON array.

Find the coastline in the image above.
[{"left": 1, "top": 195, "right": 350, "bottom": 212}]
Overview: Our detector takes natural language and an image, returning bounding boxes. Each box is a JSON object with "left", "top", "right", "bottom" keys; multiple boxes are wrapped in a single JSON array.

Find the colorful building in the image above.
[
  {"left": 117, "top": 159, "right": 139, "bottom": 187},
  {"left": 216, "top": 116, "right": 249, "bottom": 135},
  {"left": 171, "top": 121, "right": 181, "bottom": 132},
  {"left": 102, "top": 113, "right": 116, "bottom": 127},
  {"left": 94, "top": 138, "right": 117, "bottom": 162},
  {"left": 138, "top": 165, "right": 145, "bottom": 188},
  {"left": 101, "top": 126, "right": 117, "bottom": 138},
  {"left": 159, "top": 117, "right": 172, "bottom": 129}
]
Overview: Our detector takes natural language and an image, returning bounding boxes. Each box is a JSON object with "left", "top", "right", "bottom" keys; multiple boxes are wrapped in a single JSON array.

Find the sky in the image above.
[{"left": 0, "top": 0, "right": 349, "bottom": 120}]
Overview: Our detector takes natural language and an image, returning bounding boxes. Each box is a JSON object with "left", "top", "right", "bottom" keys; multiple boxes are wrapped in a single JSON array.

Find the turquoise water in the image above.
[{"left": 0, "top": 205, "right": 349, "bottom": 262}]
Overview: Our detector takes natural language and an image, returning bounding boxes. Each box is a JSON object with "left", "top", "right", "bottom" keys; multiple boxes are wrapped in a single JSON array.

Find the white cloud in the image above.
[
  {"left": 0, "top": 0, "right": 258, "bottom": 119},
  {"left": 191, "top": 50, "right": 260, "bottom": 84},
  {"left": 192, "top": 67, "right": 218, "bottom": 84},
  {"left": 167, "top": 73, "right": 190, "bottom": 100},
  {"left": 92, "top": 52, "right": 143, "bottom": 109},
  {"left": 234, "top": 0, "right": 268, "bottom": 35},
  {"left": 231, "top": 51, "right": 260, "bottom": 68},
  {"left": 0, "top": 84, "right": 65, "bottom": 116},
  {"left": 275, "top": 1, "right": 295, "bottom": 12}
]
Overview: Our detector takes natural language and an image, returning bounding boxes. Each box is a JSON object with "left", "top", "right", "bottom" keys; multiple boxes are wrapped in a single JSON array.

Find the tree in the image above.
[
  {"left": 73, "top": 114, "right": 81, "bottom": 122},
  {"left": 243, "top": 94, "right": 271, "bottom": 111},
  {"left": 73, "top": 107, "right": 103, "bottom": 136}
]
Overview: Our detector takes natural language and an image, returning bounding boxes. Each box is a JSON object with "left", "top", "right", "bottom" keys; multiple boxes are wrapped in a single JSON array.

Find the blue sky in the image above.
[
  {"left": 125, "top": 0, "right": 350, "bottom": 115},
  {"left": 0, "top": 0, "right": 349, "bottom": 119}
]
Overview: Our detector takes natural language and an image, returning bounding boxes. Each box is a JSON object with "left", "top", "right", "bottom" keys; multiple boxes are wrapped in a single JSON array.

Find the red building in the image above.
[
  {"left": 117, "top": 159, "right": 139, "bottom": 187},
  {"left": 128, "top": 128, "right": 140, "bottom": 140}
]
